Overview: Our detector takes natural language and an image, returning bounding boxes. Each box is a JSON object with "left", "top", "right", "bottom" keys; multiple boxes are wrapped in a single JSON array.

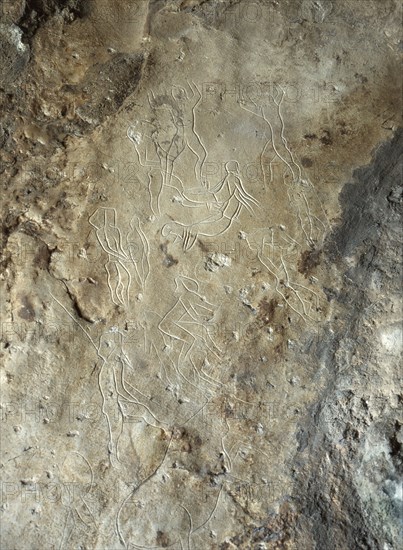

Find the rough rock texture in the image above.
[{"left": 0, "top": 1, "right": 401, "bottom": 549}]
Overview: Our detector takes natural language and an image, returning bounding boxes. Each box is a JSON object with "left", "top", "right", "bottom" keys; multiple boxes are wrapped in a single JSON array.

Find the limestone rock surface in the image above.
[{"left": 1, "top": 1, "right": 402, "bottom": 549}]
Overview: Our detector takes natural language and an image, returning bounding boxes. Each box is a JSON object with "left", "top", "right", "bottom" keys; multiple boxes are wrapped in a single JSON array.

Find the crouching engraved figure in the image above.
[
  {"left": 158, "top": 275, "right": 222, "bottom": 370},
  {"left": 162, "top": 160, "right": 260, "bottom": 251}
]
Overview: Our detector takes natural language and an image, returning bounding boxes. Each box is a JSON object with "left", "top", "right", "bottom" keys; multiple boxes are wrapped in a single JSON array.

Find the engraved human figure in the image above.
[
  {"left": 89, "top": 208, "right": 149, "bottom": 307},
  {"left": 170, "top": 81, "right": 208, "bottom": 186},
  {"left": 96, "top": 328, "right": 169, "bottom": 468},
  {"left": 239, "top": 86, "right": 327, "bottom": 247},
  {"left": 162, "top": 160, "right": 260, "bottom": 251},
  {"left": 239, "top": 84, "right": 303, "bottom": 187},
  {"left": 89, "top": 207, "right": 132, "bottom": 307},
  {"left": 153, "top": 101, "right": 185, "bottom": 190},
  {"left": 95, "top": 329, "right": 124, "bottom": 467},
  {"left": 148, "top": 83, "right": 207, "bottom": 189},
  {"left": 158, "top": 276, "right": 221, "bottom": 372},
  {"left": 127, "top": 118, "right": 168, "bottom": 217}
]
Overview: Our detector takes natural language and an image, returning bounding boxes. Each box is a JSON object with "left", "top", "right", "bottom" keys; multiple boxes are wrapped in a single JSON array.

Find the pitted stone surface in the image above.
[{"left": 1, "top": 1, "right": 401, "bottom": 549}]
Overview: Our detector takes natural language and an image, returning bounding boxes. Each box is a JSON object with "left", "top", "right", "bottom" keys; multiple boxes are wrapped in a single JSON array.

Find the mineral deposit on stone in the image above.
[{"left": 0, "top": 1, "right": 402, "bottom": 549}]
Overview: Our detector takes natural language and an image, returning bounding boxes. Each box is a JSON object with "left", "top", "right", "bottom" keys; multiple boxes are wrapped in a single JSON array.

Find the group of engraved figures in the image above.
[
  {"left": 93, "top": 81, "right": 325, "bottom": 301},
  {"left": 85, "top": 80, "right": 326, "bottom": 458},
  {"left": 53, "top": 82, "right": 326, "bottom": 548}
]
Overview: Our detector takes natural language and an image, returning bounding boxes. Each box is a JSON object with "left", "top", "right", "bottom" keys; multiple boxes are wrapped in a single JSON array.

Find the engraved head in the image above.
[
  {"left": 225, "top": 160, "right": 240, "bottom": 174},
  {"left": 171, "top": 85, "right": 188, "bottom": 102},
  {"left": 175, "top": 275, "right": 199, "bottom": 294},
  {"left": 161, "top": 223, "right": 173, "bottom": 238}
]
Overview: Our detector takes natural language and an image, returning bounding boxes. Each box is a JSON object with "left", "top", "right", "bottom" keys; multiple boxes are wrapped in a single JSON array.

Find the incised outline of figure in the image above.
[
  {"left": 162, "top": 160, "right": 261, "bottom": 251},
  {"left": 49, "top": 77, "right": 330, "bottom": 549},
  {"left": 127, "top": 81, "right": 208, "bottom": 217},
  {"left": 89, "top": 207, "right": 150, "bottom": 307}
]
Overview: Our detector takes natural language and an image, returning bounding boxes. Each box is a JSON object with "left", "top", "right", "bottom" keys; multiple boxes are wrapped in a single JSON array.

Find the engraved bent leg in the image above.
[{"left": 105, "top": 261, "right": 122, "bottom": 306}]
